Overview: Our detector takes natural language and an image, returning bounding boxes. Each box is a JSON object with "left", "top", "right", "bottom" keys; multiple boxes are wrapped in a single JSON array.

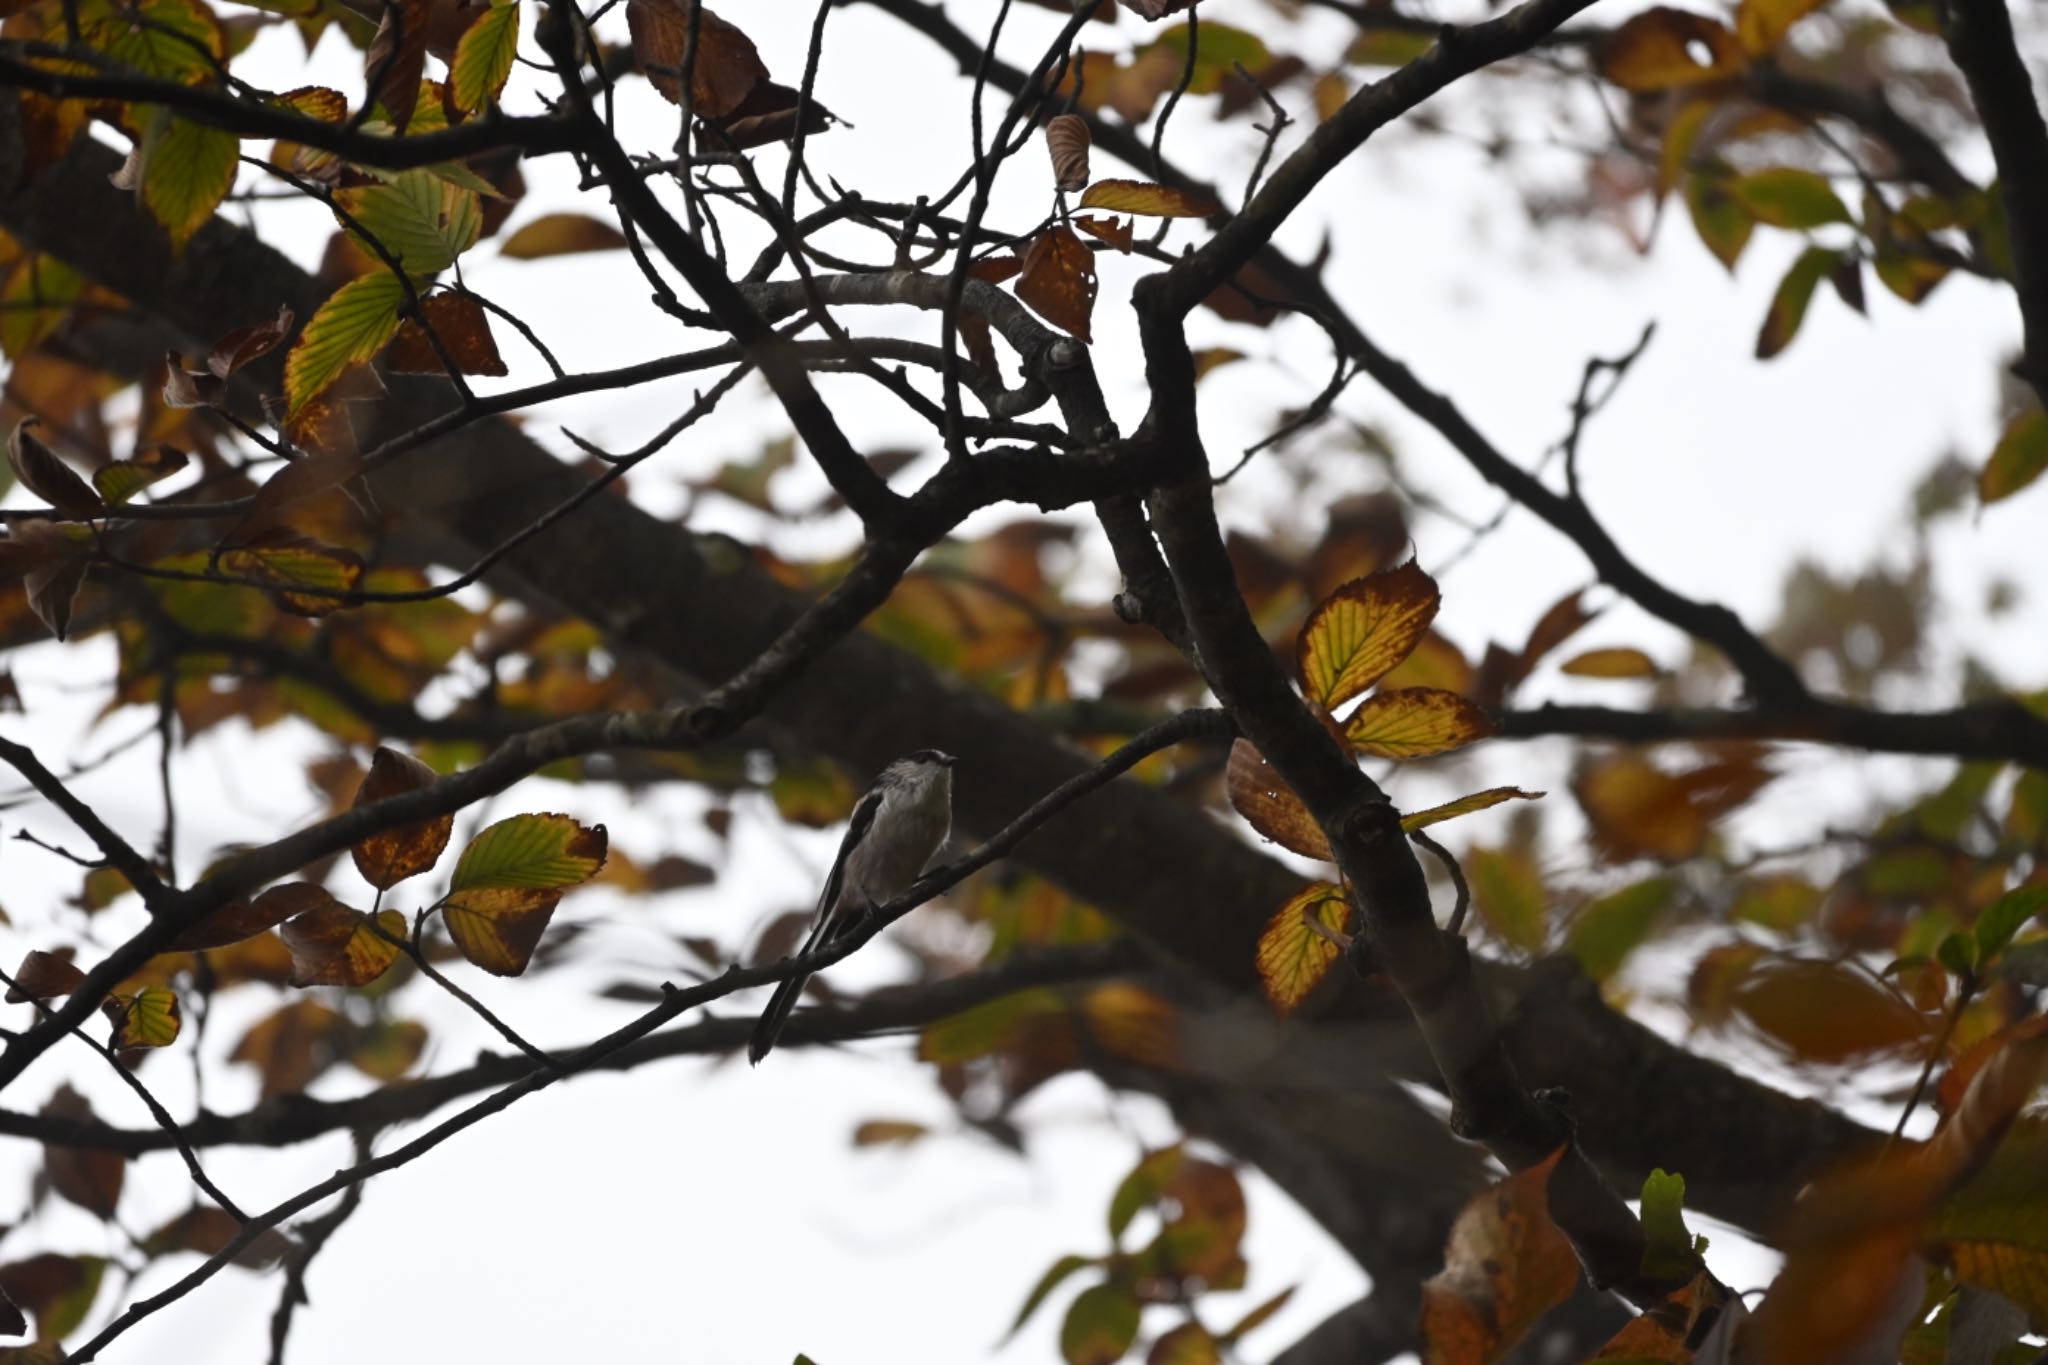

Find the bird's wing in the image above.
[{"left": 807, "top": 783, "right": 884, "bottom": 945}]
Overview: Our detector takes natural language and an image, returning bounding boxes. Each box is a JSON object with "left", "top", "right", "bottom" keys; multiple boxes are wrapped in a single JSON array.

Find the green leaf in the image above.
[
  {"left": 1980, "top": 410, "right": 2048, "bottom": 505},
  {"left": 1756, "top": 246, "right": 1839, "bottom": 359},
  {"left": 80, "top": 0, "right": 222, "bottom": 82},
  {"left": 139, "top": 110, "right": 240, "bottom": 251},
  {"left": 1009, "top": 1254, "right": 1095, "bottom": 1339},
  {"left": 283, "top": 270, "right": 407, "bottom": 413},
  {"left": 1059, "top": 1283, "right": 1141, "bottom": 1365},
  {"left": 1567, "top": 878, "right": 1675, "bottom": 981},
  {"left": 1399, "top": 787, "right": 1545, "bottom": 833},
  {"left": 1977, "top": 886, "right": 2048, "bottom": 960},
  {"left": 105, "top": 986, "right": 181, "bottom": 1048},
  {"left": 452, "top": 813, "right": 609, "bottom": 891},
  {"left": 450, "top": 0, "right": 520, "bottom": 114},
  {"left": 0, "top": 256, "right": 84, "bottom": 359},
  {"left": 1730, "top": 167, "right": 1851, "bottom": 228},
  {"left": 1638, "top": 1169, "right": 1697, "bottom": 1279},
  {"left": 1936, "top": 930, "right": 1979, "bottom": 979},
  {"left": 1468, "top": 848, "right": 1546, "bottom": 954},
  {"left": 917, "top": 987, "right": 1064, "bottom": 1064},
  {"left": 1685, "top": 170, "right": 1754, "bottom": 271},
  {"left": 334, "top": 169, "right": 482, "bottom": 276},
  {"left": 1109, "top": 1146, "right": 1182, "bottom": 1241}
]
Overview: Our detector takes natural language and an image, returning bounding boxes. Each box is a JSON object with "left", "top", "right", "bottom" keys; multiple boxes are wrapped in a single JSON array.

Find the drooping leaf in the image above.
[
  {"left": 1060, "top": 1283, "right": 1141, "bottom": 1365},
  {"left": 0, "top": 255, "right": 84, "bottom": 359},
  {"left": 1149, "top": 1323, "right": 1221, "bottom": 1365},
  {"left": 1254, "top": 882, "right": 1351, "bottom": 1014},
  {"left": 450, "top": 0, "right": 520, "bottom": 114},
  {"left": 1685, "top": 171, "right": 1754, "bottom": 271},
  {"left": 1297, "top": 560, "right": 1440, "bottom": 710},
  {"left": 1976, "top": 885, "right": 2048, "bottom": 960},
  {"left": 1077, "top": 178, "right": 1220, "bottom": 218},
  {"left": 334, "top": 170, "right": 482, "bottom": 276},
  {"left": 138, "top": 110, "right": 240, "bottom": 252},
  {"left": 1073, "top": 215, "right": 1135, "bottom": 253},
  {"left": 1009, "top": 1254, "right": 1096, "bottom": 1339},
  {"left": 1399, "top": 788, "right": 1545, "bottom": 833},
  {"left": 230, "top": 997, "right": 348, "bottom": 1096},
  {"left": 1566, "top": 878, "right": 1675, "bottom": 981},
  {"left": 443, "top": 813, "right": 607, "bottom": 975},
  {"left": 0, "top": 1252, "right": 102, "bottom": 1342},
  {"left": 284, "top": 271, "right": 408, "bottom": 414},
  {"left": 103, "top": 986, "right": 181, "bottom": 1048},
  {"left": 350, "top": 746, "right": 454, "bottom": 888},
  {"left": 365, "top": 0, "right": 430, "bottom": 132},
  {"left": 8, "top": 419, "right": 103, "bottom": 517},
  {"left": 383, "top": 292, "right": 507, "bottom": 376},
  {"left": 1756, "top": 245, "right": 1841, "bottom": 359},
  {"left": 41, "top": 1086, "right": 123, "bottom": 1220},
  {"left": 625, "top": 0, "right": 766, "bottom": 113},
  {"left": 1574, "top": 749, "right": 1773, "bottom": 862},
  {"left": 208, "top": 305, "right": 296, "bottom": 379},
  {"left": 142, "top": 1205, "right": 293, "bottom": 1269},
  {"left": 1225, "top": 740, "right": 1332, "bottom": 860},
  {"left": 5, "top": 950, "right": 85, "bottom": 1003},
  {"left": 1595, "top": 7, "right": 1746, "bottom": 91},
  {"left": 1979, "top": 410, "right": 2048, "bottom": 505},
  {"left": 1342, "top": 687, "right": 1496, "bottom": 760},
  {"left": 169, "top": 882, "right": 319, "bottom": 951},
  {"left": 280, "top": 896, "right": 408, "bottom": 988},
  {"left": 499, "top": 212, "right": 629, "bottom": 258},
  {"left": 350, "top": 1017, "right": 429, "bottom": 1080},
  {"left": 1045, "top": 112, "right": 1091, "bottom": 193},
  {"left": 1015, "top": 225, "right": 1098, "bottom": 343},
  {"left": 1221, "top": 1285, "right": 1296, "bottom": 1343},
  {"left": 1419, "top": 1150, "right": 1579, "bottom": 1365},
  {"left": 1730, "top": 168, "right": 1851, "bottom": 229}
]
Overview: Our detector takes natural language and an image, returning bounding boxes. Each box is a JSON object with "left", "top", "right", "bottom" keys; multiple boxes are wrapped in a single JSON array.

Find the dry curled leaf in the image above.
[
  {"left": 1015, "top": 225, "right": 1097, "bottom": 343},
  {"left": 1045, "top": 112, "right": 1091, "bottom": 192}
]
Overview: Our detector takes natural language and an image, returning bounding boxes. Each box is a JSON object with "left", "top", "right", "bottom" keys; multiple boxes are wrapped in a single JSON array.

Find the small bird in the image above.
[{"left": 748, "top": 749, "right": 957, "bottom": 1065}]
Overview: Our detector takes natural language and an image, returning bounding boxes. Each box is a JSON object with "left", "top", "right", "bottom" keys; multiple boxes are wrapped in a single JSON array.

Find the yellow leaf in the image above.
[
  {"left": 1595, "top": 7, "right": 1746, "bottom": 92},
  {"left": 1558, "top": 646, "right": 1661, "bottom": 679},
  {"left": 1255, "top": 882, "right": 1350, "bottom": 1014},
  {"left": 1734, "top": 0, "right": 1830, "bottom": 54},
  {"left": 284, "top": 271, "right": 407, "bottom": 414},
  {"left": 1342, "top": 686, "right": 1497, "bottom": 759},
  {"left": 139, "top": 111, "right": 239, "bottom": 252},
  {"left": 500, "top": 212, "right": 629, "bottom": 259},
  {"left": 450, "top": 0, "right": 520, "bottom": 114},
  {"left": 1399, "top": 787, "right": 1544, "bottom": 833},
  {"left": 1076, "top": 178, "right": 1219, "bottom": 218},
  {"left": 1225, "top": 740, "right": 1332, "bottom": 860},
  {"left": 104, "top": 986, "right": 181, "bottom": 1048},
  {"left": 1297, "top": 560, "right": 1440, "bottom": 709},
  {"left": 217, "top": 532, "right": 366, "bottom": 617},
  {"left": 280, "top": 897, "right": 407, "bottom": 988}
]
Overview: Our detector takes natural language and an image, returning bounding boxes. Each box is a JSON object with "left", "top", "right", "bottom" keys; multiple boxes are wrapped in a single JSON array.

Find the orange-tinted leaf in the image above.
[
  {"left": 279, "top": 892, "right": 407, "bottom": 988},
  {"left": 351, "top": 746, "right": 454, "bottom": 888},
  {"left": 1596, "top": 7, "right": 1745, "bottom": 92},
  {"left": 5, "top": 949, "right": 84, "bottom": 1002},
  {"left": 1731, "top": 957, "right": 1930, "bottom": 1063},
  {"left": 1574, "top": 749, "right": 1773, "bottom": 862},
  {"left": 103, "top": 985, "right": 182, "bottom": 1048},
  {"left": 1559, "top": 646, "right": 1661, "bottom": 678},
  {"left": 1016, "top": 225, "right": 1098, "bottom": 343},
  {"left": 1079, "top": 982, "right": 1177, "bottom": 1067},
  {"left": 1077, "top": 178, "right": 1220, "bottom": 218},
  {"left": 1591, "top": 1312, "right": 1694, "bottom": 1361},
  {"left": 42, "top": 1086, "right": 123, "bottom": 1219},
  {"left": 1297, "top": 560, "right": 1439, "bottom": 709},
  {"left": 176, "top": 881, "right": 330, "bottom": 953},
  {"left": 1342, "top": 687, "right": 1496, "bottom": 760},
  {"left": 625, "top": 0, "right": 766, "bottom": 114},
  {"left": 384, "top": 292, "right": 508, "bottom": 376},
  {"left": 499, "top": 212, "right": 629, "bottom": 258},
  {"left": 8, "top": 418, "right": 103, "bottom": 517},
  {"left": 1420, "top": 1150, "right": 1579, "bottom": 1365},
  {"left": 1255, "top": 882, "right": 1350, "bottom": 1014},
  {"left": 1400, "top": 788, "right": 1545, "bottom": 833},
  {"left": 1073, "top": 215, "right": 1134, "bottom": 253},
  {"left": 1226, "top": 740, "right": 1333, "bottom": 859}
]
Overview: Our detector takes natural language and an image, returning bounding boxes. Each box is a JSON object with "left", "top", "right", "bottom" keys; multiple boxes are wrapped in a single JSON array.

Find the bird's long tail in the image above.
[{"left": 747, "top": 970, "right": 811, "bottom": 1066}]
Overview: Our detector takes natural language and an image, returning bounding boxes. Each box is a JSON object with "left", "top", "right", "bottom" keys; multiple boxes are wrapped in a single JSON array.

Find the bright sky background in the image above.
[{"left": 0, "top": 0, "right": 2042, "bottom": 1361}]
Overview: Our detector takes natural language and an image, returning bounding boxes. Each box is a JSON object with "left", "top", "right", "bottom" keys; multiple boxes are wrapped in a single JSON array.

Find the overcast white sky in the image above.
[{"left": 1, "top": 0, "right": 2043, "bottom": 1361}]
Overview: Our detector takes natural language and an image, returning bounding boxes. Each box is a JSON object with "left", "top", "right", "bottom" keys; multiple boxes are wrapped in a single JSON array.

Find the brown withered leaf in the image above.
[
  {"left": 1225, "top": 739, "right": 1332, "bottom": 860},
  {"left": 384, "top": 293, "right": 507, "bottom": 376},
  {"left": 350, "top": 745, "right": 454, "bottom": 888},
  {"left": 367, "top": 0, "right": 431, "bottom": 132},
  {"left": 1073, "top": 215, "right": 1134, "bottom": 253},
  {"left": 228, "top": 450, "right": 369, "bottom": 544},
  {"left": 1574, "top": 748, "right": 1774, "bottom": 862},
  {"left": 5, "top": 949, "right": 85, "bottom": 1002},
  {"left": 161, "top": 355, "right": 227, "bottom": 410},
  {"left": 167, "top": 884, "right": 308, "bottom": 951},
  {"left": 1419, "top": 1150, "right": 1579, "bottom": 1364},
  {"left": 1015, "top": 225, "right": 1097, "bottom": 343},
  {"left": 625, "top": 0, "right": 766, "bottom": 114},
  {"left": 1559, "top": 646, "right": 1661, "bottom": 679},
  {"left": 230, "top": 997, "right": 347, "bottom": 1097},
  {"left": 207, "top": 305, "right": 296, "bottom": 380},
  {"left": 42, "top": 1086, "right": 123, "bottom": 1220},
  {"left": 143, "top": 1205, "right": 294, "bottom": 1269},
  {"left": 22, "top": 528, "right": 90, "bottom": 641},
  {"left": 695, "top": 80, "right": 838, "bottom": 152},
  {"left": 8, "top": 419, "right": 103, "bottom": 517},
  {"left": 1045, "top": 112, "right": 1091, "bottom": 192},
  {"left": 280, "top": 898, "right": 408, "bottom": 988}
]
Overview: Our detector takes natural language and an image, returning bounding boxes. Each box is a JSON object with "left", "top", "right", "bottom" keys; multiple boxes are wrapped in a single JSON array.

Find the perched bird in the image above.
[{"left": 748, "top": 749, "right": 957, "bottom": 1065}]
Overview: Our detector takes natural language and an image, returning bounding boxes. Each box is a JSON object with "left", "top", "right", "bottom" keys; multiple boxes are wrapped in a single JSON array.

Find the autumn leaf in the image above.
[
  {"left": 335, "top": 170, "right": 482, "bottom": 276},
  {"left": 1735, "top": 0, "right": 1829, "bottom": 53},
  {"left": 1077, "top": 178, "right": 1220, "bottom": 218},
  {"left": 1731, "top": 957, "right": 1930, "bottom": 1063},
  {"left": 284, "top": 272, "right": 407, "bottom": 414},
  {"left": 1468, "top": 847, "right": 1546, "bottom": 953},
  {"left": 1342, "top": 687, "right": 1496, "bottom": 760},
  {"left": 1558, "top": 646, "right": 1660, "bottom": 678},
  {"left": 1225, "top": 739, "right": 1333, "bottom": 860},
  {"left": 137, "top": 111, "right": 240, "bottom": 252},
  {"left": 206, "top": 305, "right": 295, "bottom": 380},
  {"left": 1073, "top": 215, "right": 1134, "bottom": 253},
  {"left": 1399, "top": 788, "right": 1545, "bottom": 833},
  {"left": 1574, "top": 749, "right": 1773, "bottom": 862},
  {"left": 103, "top": 986, "right": 182, "bottom": 1048},
  {"left": 450, "top": 0, "right": 519, "bottom": 114},
  {"left": 1731, "top": 167, "right": 1851, "bottom": 229},
  {"left": 1297, "top": 560, "right": 1440, "bottom": 710},
  {"left": 168, "top": 882, "right": 317, "bottom": 951},
  {"left": 217, "top": 531, "right": 366, "bottom": 616},
  {"left": 1060, "top": 1283, "right": 1141, "bottom": 1365},
  {"left": 1979, "top": 409, "right": 2047, "bottom": 505},
  {"left": 280, "top": 895, "right": 408, "bottom": 988},
  {"left": 1010, "top": 1254, "right": 1097, "bottom": 1340},
  {"left": 41, "top": 1086, "right": 123, "bottom": 1220},
  {"left": 8, "top": 418, "right": 104, "bottom": 517},
  {"left": 1419, "top": 1150, "right": 1579, "bottom": 1365},
  {"left": 442, "top": 813, "right": 607, "bottom": 975},
  {"left": 1566, "top": 878, "right": 1676, "bottom": 981},
  {"left": 366, "top": 0, "right": 430, "bottom": 132},
  {"left": 1015, "top": 225, "right": 1098, "bottom": 343},
  {"left": 5, "top": 950, "right": 85, "bottom": 1003},
  {"left": 1756, "top": 245, "right": 1842, "bottom": 360},
  {"left": 350, "top": 746, "right": 454, "bottom": 889},
  {"left": 384, "top": 293, "right": 508, "bottom": 376},
  {"left": 1596, "top": 7, "right": 1745, "bottom": 92},
  {"left": 1255, "top": 882, "right": 1351, "bottom": 1014},
  {"left": 851, "top": 1120, "right": 929, "bottom": 1148},
  {"left": 143, "top": 1205, "right": 294, "bottom": 1269},
  {"left": 918, "top": 988, "right": 1065, "bottom": 1064},
  {"left": 625, "top": 0, "right": 767, "bottom": 114},
  {"left": 94, "top": 443, "right": 189, "bottom": 506},
  {"left": 1684, "top": 171, "right": 1754, "bottom": 272},
  {"left": 1045, "top": 112, "right": 1091, "bottom": 192},
  {"left": 1149, "top": 1323, "right": 1221, "bottom": 1365},
  {"left": 230, "top": 997, "right": 347, "bottom": 1097},
  {"left": 500, "top": 212, "right": 629, "bottom": 258}
]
